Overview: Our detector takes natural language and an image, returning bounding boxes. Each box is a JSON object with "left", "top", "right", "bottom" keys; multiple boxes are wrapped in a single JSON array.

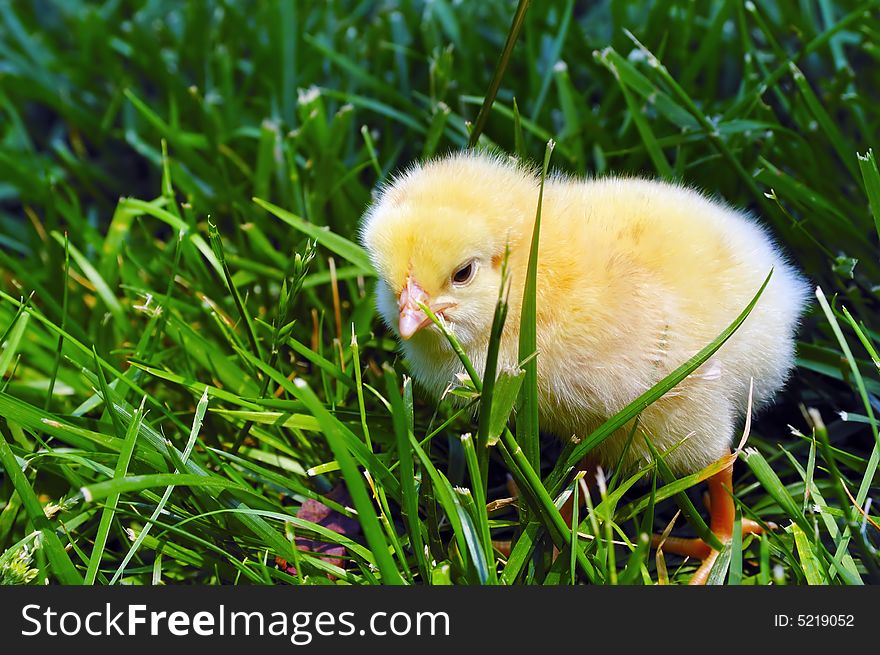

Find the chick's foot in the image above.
[{"left": 651, "top": 455, "right": 772, "bottom": 585}]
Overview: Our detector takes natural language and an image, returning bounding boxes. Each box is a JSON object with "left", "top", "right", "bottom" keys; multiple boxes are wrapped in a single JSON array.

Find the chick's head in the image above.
[{"left": 361, "top": 152, "right": 536, "bottom": 351}]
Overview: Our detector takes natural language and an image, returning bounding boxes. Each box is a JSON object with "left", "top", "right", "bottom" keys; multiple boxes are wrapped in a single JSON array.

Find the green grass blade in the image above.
[
  {"left": 293, "top": 378, "right": 405, "bottom": 585},
  {"left": 516, "top": 140, "right": 554, "bottom": 471},
  {"left": 0, "top": 429, "right": 82, "bottom": 583},
  {"left": 742, "top": 448, "right": 811, "bottom": 535},
  {"left": 468, "top": 0, "right": 531, "bottom": 147},
  {"left": 600, "top": 55, "right": 673, "bottom": 179},
  {"left": 459, "top": 432, "right": 496, "bottom": 584},
  {"left": 80, "top": 473, "right": 244, "bottom": 501},
  {"left": 789, "top": 64, "right": 859, "bottom": 182},
  {"left": 253, "top": 197, "right": 374, "bottom": 273},
  {"left": 815, "top": 287, "right": 880, "bottom": 497},
  {"left": 84, "top": 396, "right": 145, "bottom": 584},
  {"left": 409, "top": 431, "right": 486, "bottom": 584},
  {"left": 109, "top": 387, "right": 209, "bottom": 584},
  {"left": 210, "top": 409, "right": 320, "bottom": 432},
  {"left": 0, "top": 309, "right": 29, "bottom": 379},
  {"left": 475, "top": 246, "right": 511, "bottom": 461},
  {"left": 50, "top": 231, "right": 125, "bottom": 328},
  {"left": 207, "top": 220, "right": 263, "bottom": 363},
  {"left": 383, "top": 365, "right": 429, "bottom": 582},
  {"left": 486, "top": 368, "right": 525, "bottom": 445},
  {"left": 791, "top": 523, "right": 826, "bottom": 585},
  {"left": 728, "top": 506, "right": 743, "bottom": 585},
  {"left": 858, "top": 149, "right": 880, "bottom": 242}
]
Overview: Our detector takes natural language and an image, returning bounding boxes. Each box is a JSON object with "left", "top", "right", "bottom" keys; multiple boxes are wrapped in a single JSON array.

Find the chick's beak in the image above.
[
  {"left": 397, "top": 276, "right": 455, "bottom": 340},
  {"left": 398, "top": 276, "right": 431, "bottom": 339}
]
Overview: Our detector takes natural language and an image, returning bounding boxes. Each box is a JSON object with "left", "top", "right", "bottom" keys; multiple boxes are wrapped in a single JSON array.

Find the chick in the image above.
[{"left": 361, "top": 150, "right": 809, "bottom": 582}]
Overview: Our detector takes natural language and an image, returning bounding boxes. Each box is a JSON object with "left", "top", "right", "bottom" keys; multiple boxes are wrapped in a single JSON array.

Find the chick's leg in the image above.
[
  {"left": 701, "top": 486, "right": 769, "bottom": 540},
  {"left": 652, "top": 455, "right": 768, "bottom": 584}
]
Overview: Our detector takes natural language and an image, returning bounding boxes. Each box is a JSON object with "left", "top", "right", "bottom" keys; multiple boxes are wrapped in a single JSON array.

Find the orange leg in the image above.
[{"left": 652, "top": 455, "right": 770, "bottom": 584}]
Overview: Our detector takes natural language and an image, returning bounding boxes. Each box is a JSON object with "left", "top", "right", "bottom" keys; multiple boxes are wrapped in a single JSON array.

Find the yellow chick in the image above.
[{"left": 360, "top": 150, "right": 809, "bottom": 583}]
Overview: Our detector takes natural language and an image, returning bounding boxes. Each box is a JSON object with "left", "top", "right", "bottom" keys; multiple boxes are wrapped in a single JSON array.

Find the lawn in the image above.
[{"left": 0, "top": 0, "right": 878, "bottom": 585}]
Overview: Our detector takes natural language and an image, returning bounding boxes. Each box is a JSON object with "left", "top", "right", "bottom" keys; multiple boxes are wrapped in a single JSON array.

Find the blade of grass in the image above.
[
  {"left": 517, "top": 139, "right": 554, "bottom": 471},
  {"left": 858, "top": 149, "right": 880, "bottom": 242},
  {"left": 409, "top": 431, "right": 487, "bottom": 584},
  {"left": 109, "top": 388, "right": 209, "bottom": 584},
  {"left": 80, "top": 473, "right": 245, "bottom": 501},
  {"left": 0, "top": 429, "right": 82, "bottom": 583},
  {"left": 293, "top": 377, "right": 405, "bottom": 585},
  {"left": 383, "top": 365, "right": 429, "bottom": 582},
  {"left": 49, "top": 231, "right": 125, "bottom": 328},
  {"left": 728, "top": 506, "right": 743, "bottom": 585},
  {"left": 467, "top": 0, "right": 531, "bottom": 147},
  {"left": 815, "top": 287, "right": 880, "bottom": 497},
  {"left": 0, "top": 309, "right": 29, "bottom": 379},
  {"left": 791, "top": 523, "right": 826, "bottom": 585},
  {"left": 460, "top": 432, "right": 496, "bottom": 584},
  {"left": 789, "top": 64, "right": 859, "bottom": 182},
  {"left": 475, "top": 245, "right": 512, "bottom": 479},
  {"left": 84, "top": 395, "right": 145, "bottom": 584},
  {"left": 207, "top": 220, "right": 263, "bottom": 363},
  {"left": 253, "top": 197, "right": 374, "bottom": 273},
  {"left": 600, "top": 55, "right": 673, "bottom": 179},
  {"left": 45, "top": 232, "right": 70, "bottom": 410}
]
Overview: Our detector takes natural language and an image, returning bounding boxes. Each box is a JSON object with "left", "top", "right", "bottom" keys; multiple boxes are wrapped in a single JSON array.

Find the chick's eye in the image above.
[{"left": 451, "top": 260, "right": 476, "bottom": 286}]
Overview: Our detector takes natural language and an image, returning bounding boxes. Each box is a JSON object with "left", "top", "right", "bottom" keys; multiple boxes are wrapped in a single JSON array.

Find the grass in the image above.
[{"left": 0, "top": 0, "right": 879, "bottom": 585}]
